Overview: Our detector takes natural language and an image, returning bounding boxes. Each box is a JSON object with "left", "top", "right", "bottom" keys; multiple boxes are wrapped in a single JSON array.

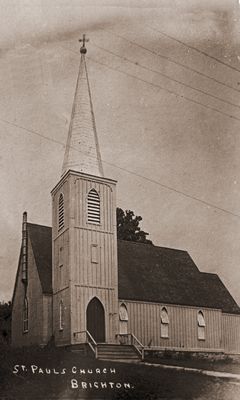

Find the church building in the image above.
[{"left": 11, "top": 38, "right": 240, "bottom": 359}]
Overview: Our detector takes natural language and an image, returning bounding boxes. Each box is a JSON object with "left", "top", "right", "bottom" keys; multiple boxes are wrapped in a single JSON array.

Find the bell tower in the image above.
[{"left": 51, "top": 36, "right": 118, "bottom": 346}]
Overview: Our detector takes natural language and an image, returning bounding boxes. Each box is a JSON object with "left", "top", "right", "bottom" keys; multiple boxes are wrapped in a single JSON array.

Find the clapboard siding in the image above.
[
  {"left": 120, "top": 300, "right": 222, "bottom": 350},
  {"left": 222, "top": 313, "right": 240, "bottom": 354}
]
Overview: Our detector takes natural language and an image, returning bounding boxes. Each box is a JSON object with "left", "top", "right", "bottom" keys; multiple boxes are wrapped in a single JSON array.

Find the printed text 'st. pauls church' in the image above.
[{"left": 11, "top": 37, "right": 240, "bottom": 359}]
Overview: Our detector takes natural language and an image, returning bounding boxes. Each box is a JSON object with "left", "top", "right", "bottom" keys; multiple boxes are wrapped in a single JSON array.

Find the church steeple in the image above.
[
  {"left": 52, "top": 38, "right": 118, "bottom": 347},
  {"left": 62, "top": 35, "right": 104, "bottom": 177}
]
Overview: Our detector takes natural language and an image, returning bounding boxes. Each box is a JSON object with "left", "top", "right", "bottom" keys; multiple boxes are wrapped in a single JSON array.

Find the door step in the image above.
[{"left": 96, "top": 344, "right": 142, "bottom": 362}]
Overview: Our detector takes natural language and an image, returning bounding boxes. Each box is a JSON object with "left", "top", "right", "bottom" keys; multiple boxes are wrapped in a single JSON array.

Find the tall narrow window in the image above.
[
  {"left": 197, "top": 311, "right": 206, "bottom": 340},
  {"left": 87, "top": 189, "right": 100, "bottom": 224},
  {"left": 119, "top": 304, "right": 128, "bottom": 335},
  {"left": 58, "top": 193, "right": 64, "bottom": 230},
  {"left": 59, "top": 301, "right": 64, "bottom": 331},
  {"left": 23, "top": 297, "right": 28, "bottom": 333},
  {"left": 161, "top": 307, "right": 169, "bottom": 338}
]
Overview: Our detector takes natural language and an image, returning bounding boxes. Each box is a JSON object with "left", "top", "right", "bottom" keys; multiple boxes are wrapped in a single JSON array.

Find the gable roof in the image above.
[
  {"left": 25, "top": 224, "right": 240, "bottom": 314},
  {"left": 117, "top": 240, "right": 240, "bottom": 314},
  {"left": 27, "top": 223, "right": 52, "bottom": 294}
]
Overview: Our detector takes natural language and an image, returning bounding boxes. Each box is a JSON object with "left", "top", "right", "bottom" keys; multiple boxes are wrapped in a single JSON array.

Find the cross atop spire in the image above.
[
  {"left": 79, "top": 34, "right": 89, "bottom": 54},
  {"left": 61, "top": 37, "right": 104, "bottom": 178}
]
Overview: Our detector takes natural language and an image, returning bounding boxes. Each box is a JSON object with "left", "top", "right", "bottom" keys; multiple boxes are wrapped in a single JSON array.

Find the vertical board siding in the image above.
[
  {"left": 121, "top": 300, "right": 222, "bottom": 351},
  {"left": 72, "top": 228, "right": 116, "bottom": 288},
  {"left": 73, "top": 177, "right": 115, "bottom": 233},
  {"left": 52, "top": 177, "right": 71, "bottom": 346},
  {"left": 52, "top": 288, "right": 71, "bottom": 345},
  {"left": 222, "top": 314, "right": 240, "bottom": 354},
  {"left": 12, "top": 240, "right": 44, "bottom": 346},
  {"left": 52, "top": 179, "right": 70, "bottom": 239},
  {"left": 73, "top": 286, "right": 117, "bottom": 343},
  {"left": 42, "top": 295, "right": 52, "bottom": 344},
  {"left": 53, "top": 230, "right": 70, "bottom": 292},
  {"left": 70, "top": 175, "right": 118, "bottom": 344}
]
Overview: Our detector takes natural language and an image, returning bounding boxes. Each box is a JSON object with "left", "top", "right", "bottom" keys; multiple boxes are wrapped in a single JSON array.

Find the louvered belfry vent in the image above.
[
  {"left": 87, "top": 189, "right": 100, "bottom": 224},
  {"left": 58, "top": 193, "right": 64, "bottom": 230}
]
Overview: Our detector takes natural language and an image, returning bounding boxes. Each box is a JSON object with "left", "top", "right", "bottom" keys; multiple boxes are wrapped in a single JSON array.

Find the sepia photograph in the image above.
[{"left": 1, "top": 1, "right": 240, "bottom": 399}]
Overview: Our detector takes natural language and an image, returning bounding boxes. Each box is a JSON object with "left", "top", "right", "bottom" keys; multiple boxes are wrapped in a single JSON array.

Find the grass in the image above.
[
  {"left": 1, "top": 344, "right": 240, "bottom": 400},
  {"left": 145, "top": 354, "right": 240, "bottom": 374}
]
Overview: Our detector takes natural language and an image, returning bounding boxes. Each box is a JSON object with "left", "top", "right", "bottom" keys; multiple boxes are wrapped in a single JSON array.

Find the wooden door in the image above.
[{"left": 87, "top": 297, "right": 105, "bottom": 343}]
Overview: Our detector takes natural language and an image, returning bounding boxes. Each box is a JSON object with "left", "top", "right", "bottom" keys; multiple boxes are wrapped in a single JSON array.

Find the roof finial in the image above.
[{"left": 79, "top": 34, "right": 89, "bottom": 54}]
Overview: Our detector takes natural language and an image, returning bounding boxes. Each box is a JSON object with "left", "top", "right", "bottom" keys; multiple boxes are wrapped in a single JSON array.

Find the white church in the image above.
[{"left": 11, "top": 38, "right": 240, "bottom": 360}]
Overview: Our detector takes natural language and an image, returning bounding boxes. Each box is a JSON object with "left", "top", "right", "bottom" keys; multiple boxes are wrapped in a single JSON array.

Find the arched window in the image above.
[
  {"left": 161, "top": 307, "right": 169, "bottom": 338},
  {"left": 23, "top": 297, "right": 28, "bottom": 333},
  {"left": 58, "top": 193, "right": 64, "bottom": 231},
  {"left": 197, "top": 311, "right": 206, "bottom": 340},
  {"left": 119, "top": 304, "right": 128, "bottom": 321},
  {"left": 59, "top": 300, "right": 64, "bottom": 331},
  {"left": 119, "top": 304, "right": 128, "bottom": 335},
  {"left": 87, "top": 189, "right": 100, "bottom": 224}
]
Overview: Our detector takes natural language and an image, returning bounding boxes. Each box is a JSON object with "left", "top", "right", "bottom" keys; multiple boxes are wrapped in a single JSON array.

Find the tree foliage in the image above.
[
  {"left": 0, "top": 301, "right": 11, "bottom": 319},
  {"left": 0, "top": 301, "right": 12, "bottom": 343},
  {"left": 116, "top": 207, "right": 153, "bottom": 245}
]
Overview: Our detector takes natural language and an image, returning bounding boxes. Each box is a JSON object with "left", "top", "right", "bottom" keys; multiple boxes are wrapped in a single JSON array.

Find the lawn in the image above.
[
  {"left": 1, "top": 344, "right": 240, "bottom": 400},
  {"left": 145, "top": 354, "right": 240, "bottom": 374}
]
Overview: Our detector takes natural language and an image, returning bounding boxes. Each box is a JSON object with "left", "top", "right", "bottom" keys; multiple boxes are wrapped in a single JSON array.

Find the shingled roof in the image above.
[
  {"left": 26, "top": 224, "right": 240, "bottom": 314},
  {"left": 28, "top": 223, "right": 52, "bottom": 294},
  {"left": 117, "top": 240, "right": 240, "bottom": 314}
]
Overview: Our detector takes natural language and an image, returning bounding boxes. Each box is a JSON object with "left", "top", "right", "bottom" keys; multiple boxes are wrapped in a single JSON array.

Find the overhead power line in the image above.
[
  {"left": 1, "top": 116, "right": 240, "bottom": 220},
  {"left": 100, "top": 28, "right": 240, "bottom": 95},
  {"left": 61, "top": 44, "right": 240, "bottom": 123},
  {"left": 148, "top": 25, "right": 240, "bottom": 75},
  {"left": 89, "top": 55, "right": 240, "bottom": 123},
  {"left": 92, "top": 42, "right": 240, "bottom": 111}
]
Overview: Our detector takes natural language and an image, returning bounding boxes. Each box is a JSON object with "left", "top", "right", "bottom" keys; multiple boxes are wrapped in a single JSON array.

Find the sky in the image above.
[{"left": 1, "top": 0, "right": 240, "bottom": 305}]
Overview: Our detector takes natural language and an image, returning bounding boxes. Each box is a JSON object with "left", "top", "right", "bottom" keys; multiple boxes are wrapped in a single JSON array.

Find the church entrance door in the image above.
[{"left": 86, "top": 297, "right": 105, "bottom": 343}]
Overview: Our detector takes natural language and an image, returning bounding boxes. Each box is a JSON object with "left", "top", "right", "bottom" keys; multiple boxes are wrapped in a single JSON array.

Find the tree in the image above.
[
  {"left": 0, "top": 301, "right": 12, "bottom": 344},
  {"left": 116, "top": 207, "right": 153, "bottom": 244}
]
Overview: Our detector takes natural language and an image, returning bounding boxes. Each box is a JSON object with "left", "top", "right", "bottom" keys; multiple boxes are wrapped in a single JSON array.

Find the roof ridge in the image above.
[
  {"left": 118, "top": 239, "right": 188, "bottom": 253},
  {"left": 27, "top": 222, "right": 52, "bottom": 229}
]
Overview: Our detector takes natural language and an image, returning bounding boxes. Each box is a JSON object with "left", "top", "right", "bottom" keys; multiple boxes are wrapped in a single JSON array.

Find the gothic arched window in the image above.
[
  {"left": 119, "top": 304, "right": 128, "bottom": 321},
  {"left": 197, "top": 311, "right": 206, "bottom": 340},
  {"left": 161, "top": 307, "right": 169, "bottom": 338},
  {"left": 23, "top": 297, "right": 28, "bottom": 333},
  {"left": 87, "top": 189, "right": 100, "bottom": 224},
  {"left": 59, "top": 300, "right": 64, "bottom": 331},
  {"left": 58, "top": 193, "right": 64, "bottom": 231}
]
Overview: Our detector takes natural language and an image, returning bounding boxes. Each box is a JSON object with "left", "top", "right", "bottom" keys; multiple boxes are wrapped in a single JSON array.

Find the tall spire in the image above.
[{"left": 62, "top": 35, "right": 104, "bottom": 177}]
